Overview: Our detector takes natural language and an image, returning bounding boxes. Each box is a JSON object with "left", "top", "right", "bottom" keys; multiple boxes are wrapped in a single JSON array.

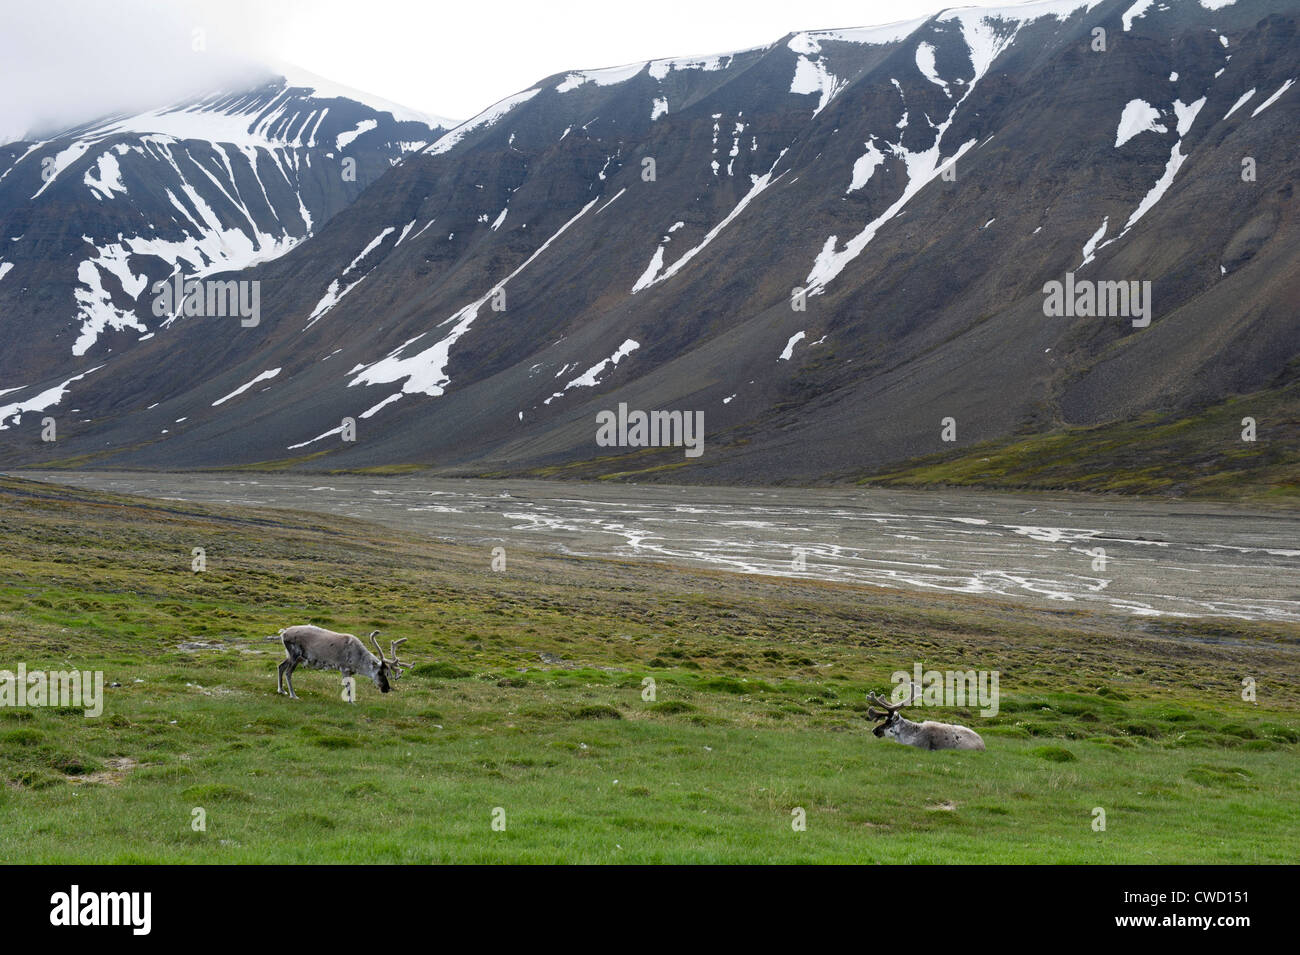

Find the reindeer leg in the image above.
[
  {"left": 277, "top": 657, "right": 289, "bottom": 695},
  {"left": 341, "top": 668, "right": 355, "bottom": 703},
  {"left": 284, "top": 657, "right": 300, "bottom": 699}
]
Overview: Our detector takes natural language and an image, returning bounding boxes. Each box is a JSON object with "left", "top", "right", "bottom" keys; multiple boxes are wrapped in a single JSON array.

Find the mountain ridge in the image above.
[{"left": 1, "top": 0, "right": 1296, "bottom": 492}]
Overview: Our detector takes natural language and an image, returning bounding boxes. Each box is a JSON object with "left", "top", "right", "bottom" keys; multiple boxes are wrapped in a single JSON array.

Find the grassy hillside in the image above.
[
  {"left": 0, "top": 476, "right": 1296, "bottom": 862},
  {"left": 858, "top": 381, "right": 1300, "bottom": 502}
]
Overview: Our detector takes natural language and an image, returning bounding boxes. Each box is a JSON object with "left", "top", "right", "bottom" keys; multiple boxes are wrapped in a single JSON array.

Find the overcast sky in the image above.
[{"left": 1, "top": 0, "right": 959, "bottom": 140}]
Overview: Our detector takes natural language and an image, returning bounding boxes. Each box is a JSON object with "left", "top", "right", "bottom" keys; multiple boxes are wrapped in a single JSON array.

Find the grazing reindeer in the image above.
[
  {"left": 272, "top": 625, "right": 411, "bottom": 701},
  {"left": 867, "top": 684, "right": 985, "bottom": 751}
]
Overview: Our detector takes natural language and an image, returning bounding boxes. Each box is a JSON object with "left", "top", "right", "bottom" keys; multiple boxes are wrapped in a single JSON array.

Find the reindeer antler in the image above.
[
  {"left": 367, "top": 631, "right": 413, "bottom": 678},
  {"left": 388, "top": 638, "right": 412, "bottom": 679},
  {"left": 866, "top": 683, "right": 919, "bottom": 718}
]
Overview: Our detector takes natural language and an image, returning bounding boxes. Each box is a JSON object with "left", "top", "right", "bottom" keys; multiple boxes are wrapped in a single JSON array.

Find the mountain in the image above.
[
  {"left": 1, "top": 0, "right": 1296, "bottom": 489},
  {"left": 0, "top": 66, "right": 451, "bottom": 379}
]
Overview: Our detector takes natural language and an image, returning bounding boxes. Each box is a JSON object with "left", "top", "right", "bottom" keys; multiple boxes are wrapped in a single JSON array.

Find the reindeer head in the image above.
[
  {"left": 866, "top": 684, "right": 919, "bottom": 739},
  {"left": 369, "top": 632, "right": 412, "bottom": 693}
]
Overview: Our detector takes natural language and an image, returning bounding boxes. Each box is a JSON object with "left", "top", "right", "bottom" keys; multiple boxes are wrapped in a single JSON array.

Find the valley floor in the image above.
[
  {"left": 0, "top": 476, "right": 1295, "bottom": 863},
  {"left": 23, "top": 470, "right": 1300, "bottom": 622}
]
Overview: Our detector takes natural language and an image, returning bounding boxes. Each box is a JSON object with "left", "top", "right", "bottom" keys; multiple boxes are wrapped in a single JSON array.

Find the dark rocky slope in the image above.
[{"left": 1, "top": 0, "right": 1295, "bottom": 487}]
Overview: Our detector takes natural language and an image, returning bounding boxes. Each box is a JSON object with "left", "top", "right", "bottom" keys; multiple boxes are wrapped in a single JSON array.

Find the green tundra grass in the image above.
[{"left": 0, "top": 476, "right": 1295, "bottom": 863}]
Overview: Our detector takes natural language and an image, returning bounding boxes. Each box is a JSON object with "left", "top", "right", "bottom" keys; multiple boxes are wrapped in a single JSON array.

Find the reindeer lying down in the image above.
[
  {"left": 867, "top": 684, "right": 986, "bottom": 751},
  {"left": 269, "top": 625, "right": 412, "bottom": 701}
]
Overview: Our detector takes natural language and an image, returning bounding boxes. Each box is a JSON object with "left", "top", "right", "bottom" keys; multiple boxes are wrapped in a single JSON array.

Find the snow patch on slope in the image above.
[
  {"left": 788, "top": 36, "right": 847, "bottom": 116},
  {"left": 326, "top": 197, "right": 602, "bottom": 432},
  {"left": 1223, "top": 88, "right": 1255, "bottom": 119},
  {"left": 0, "top": 366, "right": 103, "bottom": 430},
  {"left": 544, "top": 339, "right": 640, "bottom": 403},
  {"left": 71, "top": 255, "right": 149, "bottom": 355},
  {"left": 31, "top": 141, "right": 93, "bottom": 198},
  {"left": 916, "top": 43, "right": 951, "bottom": 97},
  {"left": 1122, "top": 0, "right": 1155, "bottom": 31},
  {"left": 1087, "top": 97, "right": 1208, "bottom": 266},
  {"left": 63, "top": 128, "right": 338, "bottom": 352},
  {"left": 648, "top": 54, "right": 736, "bottom": 80},
  {"left": 1251, "top": 79, "right": 1295, "bottom": 117},
  {"left": 804, "top": 8, "right": 1021, "bottom": 294},
  {"left": 306, "top": 226, "right": 396, "bottom": 328},
  {"left": 0, "top": 142, "right": 44, "bottom": 183},
  {"left": 1173, "top": 97, "right": 1204, "bottom": 136},
  {"left": 84, "top": 153, "right": 127, "bottom": 200},
  {"left": 425, "top": 88, "right": 542, "bottom": 156},
  {"left": 1079, "top": 216, "right": 1109, "bottom": 268},
  {"left": 632, "top": 151, "right": 788, "bottom": 293},
  {"left": 848, "top": 140, "right": 886, "bottom": 192},
  {"left": 632, "top": 246, "right": 666, "bottom": 293},
  {"left": 1115, "top": 99, "right": 1166, "bottom": 146},
  {"left": 212, "top": 368, "right": 281, "bottom": 406},
  {"left": 335, "top": 119, "right": 377, "bottom": 150},
  {"left": 556, "top": 62, "right": 646, "bottom": 92},
  {"left": 778, "top": 331, "right": 806, "bottom": 361}
]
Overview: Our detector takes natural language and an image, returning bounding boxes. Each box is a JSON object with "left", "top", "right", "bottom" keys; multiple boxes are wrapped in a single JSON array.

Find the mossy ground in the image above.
[{"left": 0, "top": 476, "right": 1295, "bottom": 862}]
